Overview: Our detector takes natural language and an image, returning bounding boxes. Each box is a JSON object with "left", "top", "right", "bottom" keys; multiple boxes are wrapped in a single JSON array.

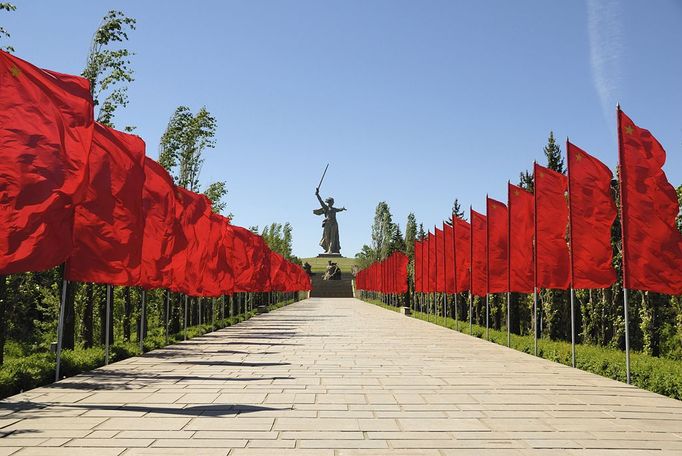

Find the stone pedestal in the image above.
[{"left": 400, "top": 306, "right": 411, "bottom": 316}]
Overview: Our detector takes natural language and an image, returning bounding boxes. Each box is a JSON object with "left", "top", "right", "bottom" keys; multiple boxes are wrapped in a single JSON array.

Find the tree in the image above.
[
  {"left": 446, "top": 198, "right": 465, "bottom": 224},
  {"left": 204, "top": 181, "right": 228, "bottom": 215},
  {"left": 159, "top": 106, "right": 217, "bottom": 190},
  {"left": 82, "top": 10, "right": 136, "bottom": 127},
  {"left": 405, "top": 213, "right": 417, "bottom": 260},
  {"left": 261, "top": 222, "right": 299, "bottom": 264},
  {"left": 370, "top": 202, "right": 396, "bottom": 260},
  {"left": 0, "top": 2, "right": 15, "bottom": 52},
  {"left": 417, "top": 223, "right": 426, "bottom": 241},
  {"left": 519, "top": 170, "right": 534, "bottom": 192},
  {"left": 158, "top": 106, "right": 228, "bottom": 215},
  {"left": 387, "top": 224, "right": 406, "bottom": 255},
  {"left": 544, "top": 131, "right": 565, "bottom": 174},
  {"left": 354, "top": 245, "right": 376, "bottom": 270}
]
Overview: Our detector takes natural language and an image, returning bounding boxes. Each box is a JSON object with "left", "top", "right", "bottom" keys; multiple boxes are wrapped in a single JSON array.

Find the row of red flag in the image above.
[
  {"left": 358, "top": 112, "right": 681, "bottom": 297},
  {"left": 0, "top": 50, "right": 311, "bottom": 296},
  {"left": 355, "top": 252, "right": 409, "bottom": 294}
]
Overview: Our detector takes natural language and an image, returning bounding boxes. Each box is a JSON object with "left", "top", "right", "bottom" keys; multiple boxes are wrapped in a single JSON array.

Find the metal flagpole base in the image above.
[
  {"left": 570, "top": 287, "right": 576, "bottom": 368},
  {"left": 55, "top": 279, "right": 68, "bottom": 382},
  {"left": 139, "top": 289, "right": 146, "bottom": 354},
  {"left": 533, "top": 287, "right": 538, "bottom": 357},
  {"left": 165, "top": 291, "right": 170, "bottom": 344},
  {"left": 507, "top": 291, "right": 511, "bottom": 347},
  {"left": 469, "top": 292, "right": 473, "bottom": 335},
  {"left": 623, "top": 288, "right": 631, "bottom": 384},
  {"left": 184, "top": 295, "right": 188, "bottom": 340},
  {"left": 105, "top": 285, "right": 112, "bottom": 365},
  {"left": 486, "top": 294, "right": 489, "bottom": 340}
]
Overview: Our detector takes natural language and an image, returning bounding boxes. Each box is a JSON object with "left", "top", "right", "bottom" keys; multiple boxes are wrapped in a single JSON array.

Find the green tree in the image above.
[
  {"left": 0, "top": 2, "right": 16, "bottom": 52},
  {"left": 204, "top": 181, "right": 228, "bottom": 215},
  {"left": 81, "top": 10, "right": 136, "bottom": 127},
  {"left": 417, "top": 223, "right": 426, "bottom": 241},
  {"left": 544, "top": 131, "right": 565, "bottom": 173},
  {"left": 354, "top": 245, "right": 376, "bottom": 270},
  {"left": 405, "top": 213, "right": 417, "bottom": 260},
  {"left": 446, "top": 199, "right": 466, "bottom": 225},
  {"left": 159, "top": 106, "right": 217, "bottom": 191},
  {"left": 371, "top": 202, "right": 396, "bottom": 260},
  {"left": 387, "top": 224, "right": 406, "bottom": 255},
  {"left": 519, "top": 170, "right": 534, "bottom": 192}
]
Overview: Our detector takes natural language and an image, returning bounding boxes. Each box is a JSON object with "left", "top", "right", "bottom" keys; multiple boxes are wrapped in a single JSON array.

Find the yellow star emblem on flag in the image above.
[
  {"left": 624, "top": 124, "right": 634, "bottom": 135},
  {"left": 575, "top": 152, "right": 582, "bottom": 161},
  {"left": 9, "top": 65, "right": 21, "bottom": 78},
  {"left": 513, "top": 190, "right": 520, "bottom": 196}
]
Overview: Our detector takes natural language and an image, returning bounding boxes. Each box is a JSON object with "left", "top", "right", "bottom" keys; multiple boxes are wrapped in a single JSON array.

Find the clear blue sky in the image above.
[{"left": 4, "top": 1, "right": 682, "bottom": 258}]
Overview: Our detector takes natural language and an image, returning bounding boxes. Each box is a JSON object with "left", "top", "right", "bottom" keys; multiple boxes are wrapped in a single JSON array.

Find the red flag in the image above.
[
  {"left": 215, "top": 216, "right": 235, "bottom": 295},
  {"left": 66, "top": 123, "right": 145, "bottom": 286},
  {"left": 567, "top": 141, "right": 617, "bottom": 289},
  {"left": 487, "top": 197, "right": 508, "bottom": 293},
  {"left": 0, "top": 51, "right": 94, "bottom": 274},
  {"left": 435, "top": 227, "right": 446, "bottom": 292},
  {"left": 535, "top": 163, "right": 570, "bottom": 290},
  {"left": 618, "top": 110, "right": 682, "bottom": 294},
  {"left": 508, "top": 183, "right": 534, "bottom": 293},
  {"left": 139, "top": 158, "right": 176, "bottom": 290},
  {"left": 171, "top": 188, "right": 212, "bottom": 295},
  {"left": 231, "top": 226, "right": 270, "bottom": 292},
  {"left": 444, "top": 222, "right": 456, "bottom": 294},
  {"left": 471, "top": 209, "right": 487, "bottom": 297},
  {"left": 414, "top": 240, "right": 423, "bottom": 293},
  {"left": 428, "top": 232, "right": 437, "bottom": 292},
  {"left": 268, "top": 250, "right": 286, "bottom": 292},
  {"left": 200, "top": 213, "right": 233, "bottom": 297},
  {"left": 394, "top": 252, "right": 409, "bottom": 294},
  {"left": 453, "top": 218, "right": 471, "bottom": 293}
]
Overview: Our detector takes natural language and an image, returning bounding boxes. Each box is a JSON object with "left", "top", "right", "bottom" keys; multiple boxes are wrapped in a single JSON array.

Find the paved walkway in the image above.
[{"left": 0, "top": 298, "right": 681, "bottom": 455}]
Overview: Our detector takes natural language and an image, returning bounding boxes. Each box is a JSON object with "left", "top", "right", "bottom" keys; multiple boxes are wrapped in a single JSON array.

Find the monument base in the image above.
[{"left": 317, "top": 253, "right": 344, "bottom": 258}]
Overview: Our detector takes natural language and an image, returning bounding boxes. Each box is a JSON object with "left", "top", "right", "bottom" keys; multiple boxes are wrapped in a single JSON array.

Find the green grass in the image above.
[
  {"left": 364, "top": 298, "right": 682, "bottom": 401},
  {"left": 0, "top": 298, "right": 298, "bottom": 399},
  {"left": 301, "top": 256, "right": 358, "bottom": 273}
]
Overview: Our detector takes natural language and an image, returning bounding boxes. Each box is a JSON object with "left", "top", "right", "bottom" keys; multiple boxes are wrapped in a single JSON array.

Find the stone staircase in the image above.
[{"left": 309, "top": 272, "right": 354, "bottom": 298}]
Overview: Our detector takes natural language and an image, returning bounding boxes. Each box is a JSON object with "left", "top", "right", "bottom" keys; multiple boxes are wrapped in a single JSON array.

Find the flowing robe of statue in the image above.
[{"left": 313, "top": 192, "right": 345, "bottom": 254}]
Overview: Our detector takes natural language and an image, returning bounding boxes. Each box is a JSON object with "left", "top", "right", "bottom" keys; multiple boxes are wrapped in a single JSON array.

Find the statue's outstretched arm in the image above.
[{"left": 315, "top": 192, "right": 327, "bottom": 209}]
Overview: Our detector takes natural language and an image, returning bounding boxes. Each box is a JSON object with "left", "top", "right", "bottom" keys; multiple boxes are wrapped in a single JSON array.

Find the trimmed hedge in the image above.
[
  {"left": 366, "top": 299, "right": 682, "bottom": 400},
  {"left": 0, "top": 298, "right": 295, "bottom": 399}
]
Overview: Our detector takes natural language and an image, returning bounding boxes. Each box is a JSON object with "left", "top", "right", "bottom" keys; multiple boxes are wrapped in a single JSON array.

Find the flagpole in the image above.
[
  {"left": 507, "top": 181, "right": 511, "bottom": 347},
  {"left": 139, "top": 288, "right": 146, "bottom": 354},
  {"left": 452, "top": 217, "right": 459, "bottom": 331},
  {"left": 165, "top": 290, "right": 170, "bottom": 344},
  {"left": 54, "top": 278, "right": 68, "bottom": 382},
  {"left": 105, "top": 284, "right": 111, "bottom": 365},
  {"left": 567, "top": 138, "right": 576, "bottom": 368},
  {"left": 184, "top": 295, "right": 188, "bottom": 340},
  {"left": 616, "top": 104, "right": 631, "bottom": 385},
  {"left": 442, "top": 223, "right": 447, "bottom": 325},
  {"left": 485, "top": 196, "right": 490, "bottom": 341},
  {"left": 469, "top": 206, "right": 474, "bottom": 335},
  {"left": 533, "top": 162, "right": 538, "bottom": 357}
]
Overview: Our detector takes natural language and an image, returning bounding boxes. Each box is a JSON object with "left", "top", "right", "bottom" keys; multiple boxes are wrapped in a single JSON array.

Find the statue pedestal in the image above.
[{"left": 317, "top": 253, "right": 343, "bottom": 258}]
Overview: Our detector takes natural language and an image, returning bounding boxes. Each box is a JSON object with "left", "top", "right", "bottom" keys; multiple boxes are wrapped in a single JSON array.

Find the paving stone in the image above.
[{"left": 0, "top": 298, "right": 680, "bottom": 454}]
